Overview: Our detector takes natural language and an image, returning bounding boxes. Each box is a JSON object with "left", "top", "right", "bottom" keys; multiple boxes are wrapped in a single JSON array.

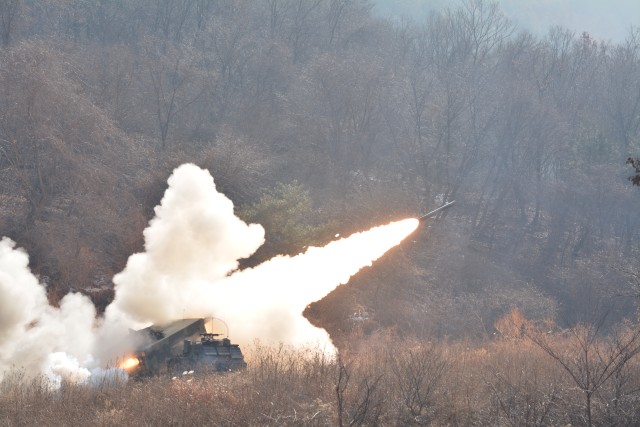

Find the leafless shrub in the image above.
[
  {"left": 387, "top": 341, "right": 449, "bottom": 424},
  {"left": 335, "top": 358, "right": 384, "bottom": 427},
  {"left": 2, "top": 326, "right": 640, "bottom": 426},
  {"left": 483, "top": 340, "right": 564, "bottom": 426},
  {"left": 527, "top": 318, "right": 640, "bottom": 427}
]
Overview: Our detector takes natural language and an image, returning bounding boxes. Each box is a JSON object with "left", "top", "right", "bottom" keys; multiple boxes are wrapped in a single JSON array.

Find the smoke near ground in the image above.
[
  {"left": 0, "top": 164, "right": 418, "bottom": 383},
  {"left": 0, "top": 238, "right": 97, "bottom": 386}
]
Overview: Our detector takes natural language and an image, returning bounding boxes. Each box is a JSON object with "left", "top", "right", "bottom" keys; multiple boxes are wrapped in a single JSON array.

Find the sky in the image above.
[{"left": 373, "top": 0, "right": 640, "bottom": 44}]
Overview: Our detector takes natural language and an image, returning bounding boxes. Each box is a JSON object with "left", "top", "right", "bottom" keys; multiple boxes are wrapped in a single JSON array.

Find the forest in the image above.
[{"left": 1, "top": 0, "right": 640, "bottom": 425}]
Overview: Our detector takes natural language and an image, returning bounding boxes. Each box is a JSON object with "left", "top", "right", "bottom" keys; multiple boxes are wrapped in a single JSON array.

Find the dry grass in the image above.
[{"left": 2, "top": 332, "right": 640, "bottom": 426}]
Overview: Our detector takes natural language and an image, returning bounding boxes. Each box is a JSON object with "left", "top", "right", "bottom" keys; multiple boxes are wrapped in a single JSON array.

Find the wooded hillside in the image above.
[{"left": 1, "top": 0, "right": 639, "bottom": 342}]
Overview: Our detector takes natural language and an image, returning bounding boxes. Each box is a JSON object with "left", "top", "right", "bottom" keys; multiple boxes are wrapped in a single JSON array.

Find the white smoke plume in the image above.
[
  {"left": 105, "top": 164, "right": 266, "bottom": 325},
  {"left": 0, "top": 238, "right": 97, "bottom": 384},
  {"left": 106, "top": 164, "right": 418, "bottom": 350},
  {"left": 0, "top": 163, "right": 418, "bottom": 382},
  {"left": 45, "top": 352, "right": 91, "bottom": 389}
]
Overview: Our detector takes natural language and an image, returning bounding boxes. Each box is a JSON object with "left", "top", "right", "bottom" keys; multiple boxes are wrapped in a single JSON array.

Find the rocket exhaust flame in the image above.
[
  {"left": 106, "top": 164, "right": 421, "bottom": 351},
  {"left": 0, "top": 163, "right": 420, "bottom": 383},
  {"left": 119, "top": 357, "right": 140, "bottom": 372}
]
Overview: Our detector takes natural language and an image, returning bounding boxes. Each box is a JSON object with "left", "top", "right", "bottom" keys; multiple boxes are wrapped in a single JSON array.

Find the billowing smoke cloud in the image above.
[
  {"left": 0, "top": 238, "right": 97, "bottom": 385},
  {"left": 105, "top": 164, "right": 265, "bottom": 325},
  {"left": 107, "top": 164, "right": 418, "bottom": 349},
  {"left": 0, "top": 163, "right": 418, "bottom": 382}
]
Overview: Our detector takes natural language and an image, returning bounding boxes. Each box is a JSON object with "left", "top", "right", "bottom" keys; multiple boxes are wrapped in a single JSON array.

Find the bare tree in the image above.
[
  {"left": 139, "top": 39, "right": 206, "bottom": 149},
  {"left": 0, "top": 0, "right": 20, "bottom": 46},
  {"left": 628, "top": 157, "right": 640, "bottom": 186},
  {"left": 288, "top": 0, "right": 323, "bottom": 62},
  {"left": 335, "top": 359, "right": 384, "bottom": 426},
  {"left": 605, "top": 29, "right": 640, "bottom": 151},
  {"left": 151, "top": 0, "right": 195, "bottom": 42},
  {"left": 528, "top": 318, "right": 640, "bottom": 427},
  {"left": 388, "top": 343, "right": 449, "bottom": 424},
  {"left": 457, "top": 0, "right": 514, "bottom": 64}
]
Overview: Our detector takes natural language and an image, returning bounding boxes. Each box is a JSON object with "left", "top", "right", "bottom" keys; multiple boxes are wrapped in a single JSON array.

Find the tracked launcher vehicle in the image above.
[{"left": 121, "top": 318, "right": 246, "bottom": 377}]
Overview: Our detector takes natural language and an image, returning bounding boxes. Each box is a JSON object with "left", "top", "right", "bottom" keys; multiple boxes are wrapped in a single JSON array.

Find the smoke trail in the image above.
[
  {"left": 106, "top": 164, "right": 419, "bottom": 350},
  {"left": 202, "top": 219, "right": 418, "bottom": 348},
  {"left": 0, "top": 163, "right": 418, "bottom": 381}
]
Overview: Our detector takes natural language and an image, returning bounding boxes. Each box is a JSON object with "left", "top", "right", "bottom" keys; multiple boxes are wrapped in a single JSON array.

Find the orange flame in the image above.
[{"left": 119, "top": 357, "right": 140, "bottom": 371}]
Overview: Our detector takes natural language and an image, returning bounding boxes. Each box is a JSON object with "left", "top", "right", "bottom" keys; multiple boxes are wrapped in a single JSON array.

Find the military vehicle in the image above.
[{"left": 119, "top": 318, "right": 246, "bottom": 376}]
